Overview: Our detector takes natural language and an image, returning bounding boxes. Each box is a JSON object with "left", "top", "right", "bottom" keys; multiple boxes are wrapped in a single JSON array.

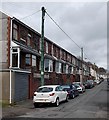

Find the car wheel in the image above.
[
  {"left": 72, "top": 94, "right": 75, "bottom": 99},
  {"left": 34, "top": 103, "right": 39, "bottom": 108},
  {"left": 65, "top": 95, "right": 69, "bottom": 102},
  {"left": 55, "top": 98, "right": 59, "bottom": 107}
]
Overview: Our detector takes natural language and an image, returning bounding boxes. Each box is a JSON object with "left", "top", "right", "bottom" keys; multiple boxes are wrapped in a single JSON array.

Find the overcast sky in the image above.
[{"left": 0, "top": 1, "right": 107, "bottom": 69}]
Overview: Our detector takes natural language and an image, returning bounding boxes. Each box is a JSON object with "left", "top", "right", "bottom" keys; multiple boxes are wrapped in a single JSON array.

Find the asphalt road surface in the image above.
[{"left": 18, "top": 80, "right": 108, "bottom": 119}]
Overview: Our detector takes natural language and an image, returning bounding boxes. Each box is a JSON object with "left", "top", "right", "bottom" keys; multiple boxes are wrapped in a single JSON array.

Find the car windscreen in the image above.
[
  {"left": 61, "top": 85, "right": 70, "bottom": 89},
  {"left": 37, "top": 87, "right": 53, "bottom": 93}
]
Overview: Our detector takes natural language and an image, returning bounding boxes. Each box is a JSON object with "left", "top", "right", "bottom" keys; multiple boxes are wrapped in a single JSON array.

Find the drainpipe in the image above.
[{"left": 9, "top": 18, "right": 13, "bottom": 104}]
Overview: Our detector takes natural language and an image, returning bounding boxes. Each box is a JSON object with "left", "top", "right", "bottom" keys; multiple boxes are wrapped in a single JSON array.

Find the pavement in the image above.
[{"left": 2, "top": 99, "right": 34, "bottom": 118}]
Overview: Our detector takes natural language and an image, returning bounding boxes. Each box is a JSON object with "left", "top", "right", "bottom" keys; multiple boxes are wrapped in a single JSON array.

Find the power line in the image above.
[
  {"left": 46, "top": 11, "right": 81, "bottom": 49},
  {"left": 45, "top": 11, "right": 95, "bottom": 64},
  {"left": 19, "top": 10, "right": 41, "bottom": 20}
]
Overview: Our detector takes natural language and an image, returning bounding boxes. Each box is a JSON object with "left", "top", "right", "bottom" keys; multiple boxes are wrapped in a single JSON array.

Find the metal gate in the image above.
[{"left": 14, "top": 72, "right": 29, "bottom": 102}]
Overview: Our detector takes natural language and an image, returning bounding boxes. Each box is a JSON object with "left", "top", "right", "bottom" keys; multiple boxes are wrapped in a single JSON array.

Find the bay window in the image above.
[
  {"left": 63, "top": 64, "right": 66, "bottom": 73},
  {"left": 55, "top": 62, "right": 62, "bottom": 73},
  {"left": 68, "top": 66, "right": 72, "bottom": 74},
  {"left": 66, "top": 64, "right": 68, "bottom": 74},
  {"left": 26, "top": 54, "right": 31, "bottom": 66},
  {"left": 32, "top": 55, "right": 36, "bottom": 67},
  {"left": 44, "top": 59, "right": 53, "bottom": 72}
]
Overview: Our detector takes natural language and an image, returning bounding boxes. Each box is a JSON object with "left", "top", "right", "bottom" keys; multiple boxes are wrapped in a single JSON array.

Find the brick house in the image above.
[{"left": 0, "top": 11, "right": 90, "bottom": 104}]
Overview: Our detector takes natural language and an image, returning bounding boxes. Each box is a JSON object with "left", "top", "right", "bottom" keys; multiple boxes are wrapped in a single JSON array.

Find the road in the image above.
[{"left": 18, "top": 80, "right": 108, "bottom": 118}]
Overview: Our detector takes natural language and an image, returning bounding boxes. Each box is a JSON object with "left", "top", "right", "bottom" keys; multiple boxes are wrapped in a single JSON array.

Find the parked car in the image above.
[
  {"left": 94, "top": 79, "right": 100, "bottom": 85},
  {"left": 73, "top": 82, "right": 85, "bottom": 93},
  {"left": 107, "top": 78, "right": 109, "bottom": 85},
  {"left": 83, "top": 80, "right": 94, "bottom": 89},
  {"left": 61, "top": 85, "right": 76, "bottom": 99},
  {"left": 99, "top": 77, "right": 104, "bottom": 82},
  {"left": 70, "top": 84, "right": 79, "bottom": 97},
  {"left": 87, "top": 80, "right": 95, "bottom": 87},
  {"left": 33, "top": 85, "right": 68, "bottom": 107}
]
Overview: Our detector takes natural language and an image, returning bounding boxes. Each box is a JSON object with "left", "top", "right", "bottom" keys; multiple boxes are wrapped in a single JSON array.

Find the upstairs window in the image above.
[
  {"left": 13, "top": 23, "right": 18, "bottom": 40},
  {"left": 64, "top": 52, "right": 66, "bottom": 60},
  {"left": 39, "top": 38, "right": 41, "bottom": 52},
  {"left": 56, "top": 48, "right": 58, "bottom": 58},
  {"left": 46, "top": 42, "right": 48, "bottom": 53},
  {"left": 52, "top": 44, "right": 54, "bottom": 56},
  {"left": 26, "top": 54, "right": 31, "bottom": 66},
  {"left": 60, "top": 49, "right": 62, "bottom": 59},
  {"left": 27, "top": 34, "right": 31, "bottom": 46}
]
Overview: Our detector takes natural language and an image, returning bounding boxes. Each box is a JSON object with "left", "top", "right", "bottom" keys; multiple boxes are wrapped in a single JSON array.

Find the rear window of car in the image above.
[
  {"left": 37, "top": 87, "right": 53, "bottom": 92},
  {"left": 74, "top": 84, "right": 80, "bottom": 88},
  {"left": 61, "top": 85, "right": 71, "bottom": 90},
  {"left": 87, "top": 80, "right": 93, "bottom": 83}
]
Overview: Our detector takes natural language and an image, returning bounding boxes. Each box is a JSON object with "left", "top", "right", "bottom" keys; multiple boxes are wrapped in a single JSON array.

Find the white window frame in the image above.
[
  {"left": 66, "top": 64, "right": 68, "bottom": 74},
  {"left": 32, "top": 55, "right": 36, "bottom": 67},
  {"left": 44, "top": 59, "right": 53, "bottom": 72},
  {"left": 46, "top": 42, "right": 48, "bottom": 53},
  {"left": 11, "top": 48, "right": 20, "bottom": 68},
  {"left": 55, "top": 62, "right": 62, "bottom": 73}
]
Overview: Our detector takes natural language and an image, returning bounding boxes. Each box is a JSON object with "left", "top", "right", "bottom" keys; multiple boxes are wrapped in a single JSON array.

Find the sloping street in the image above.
[
  {"left": 18, "top": 80, "right": 108, "bottom": 118},
  {"left": 3, "top": 80, "right": 108, "bottom": 119}
]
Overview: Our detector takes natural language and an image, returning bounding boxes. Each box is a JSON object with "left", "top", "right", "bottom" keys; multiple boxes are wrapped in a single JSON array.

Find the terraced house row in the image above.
[{"left": 0, "top": 11, "right": 90, "bottom": 103}]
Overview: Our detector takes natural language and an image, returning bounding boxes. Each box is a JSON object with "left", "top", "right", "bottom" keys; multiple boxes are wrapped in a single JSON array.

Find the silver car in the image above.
[{"left": 73, "top": 82, "right": 85, "bottom": 93}]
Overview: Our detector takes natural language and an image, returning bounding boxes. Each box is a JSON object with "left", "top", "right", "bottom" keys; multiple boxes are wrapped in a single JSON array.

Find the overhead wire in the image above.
[
  {"left": 0, "top": 7, "right": 94, "bottom": 64},
  {"left": 46, "top": 11, "right": 81, "bottom": 49},
  {"left": 45, "top": 10, "right": 95, "bottom": 63},
  {"left": 19, "top": 9, "right": 41, "bottom": 20}
]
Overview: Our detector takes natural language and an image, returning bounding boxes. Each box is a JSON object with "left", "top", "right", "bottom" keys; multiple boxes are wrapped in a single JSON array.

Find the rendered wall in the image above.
[
  {"left": 0, "top": 11, "right": 8, "bottom": 69},
  {"left": 1, "top": 71, "right": 14, "bottom": 103}
]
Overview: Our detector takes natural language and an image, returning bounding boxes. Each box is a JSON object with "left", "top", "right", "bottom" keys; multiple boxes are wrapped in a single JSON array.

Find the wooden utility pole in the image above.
[
  {"left": 41, "top": 7, "right": 46, "bottom": 86},
  {"left": 80, "top": 47, "right": 83, "bottom": 83}
]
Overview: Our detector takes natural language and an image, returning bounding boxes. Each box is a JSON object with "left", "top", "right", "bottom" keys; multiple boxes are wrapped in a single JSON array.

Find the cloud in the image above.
[{"left": 1, "top": 2, "right": 107, "bottom": 69}]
